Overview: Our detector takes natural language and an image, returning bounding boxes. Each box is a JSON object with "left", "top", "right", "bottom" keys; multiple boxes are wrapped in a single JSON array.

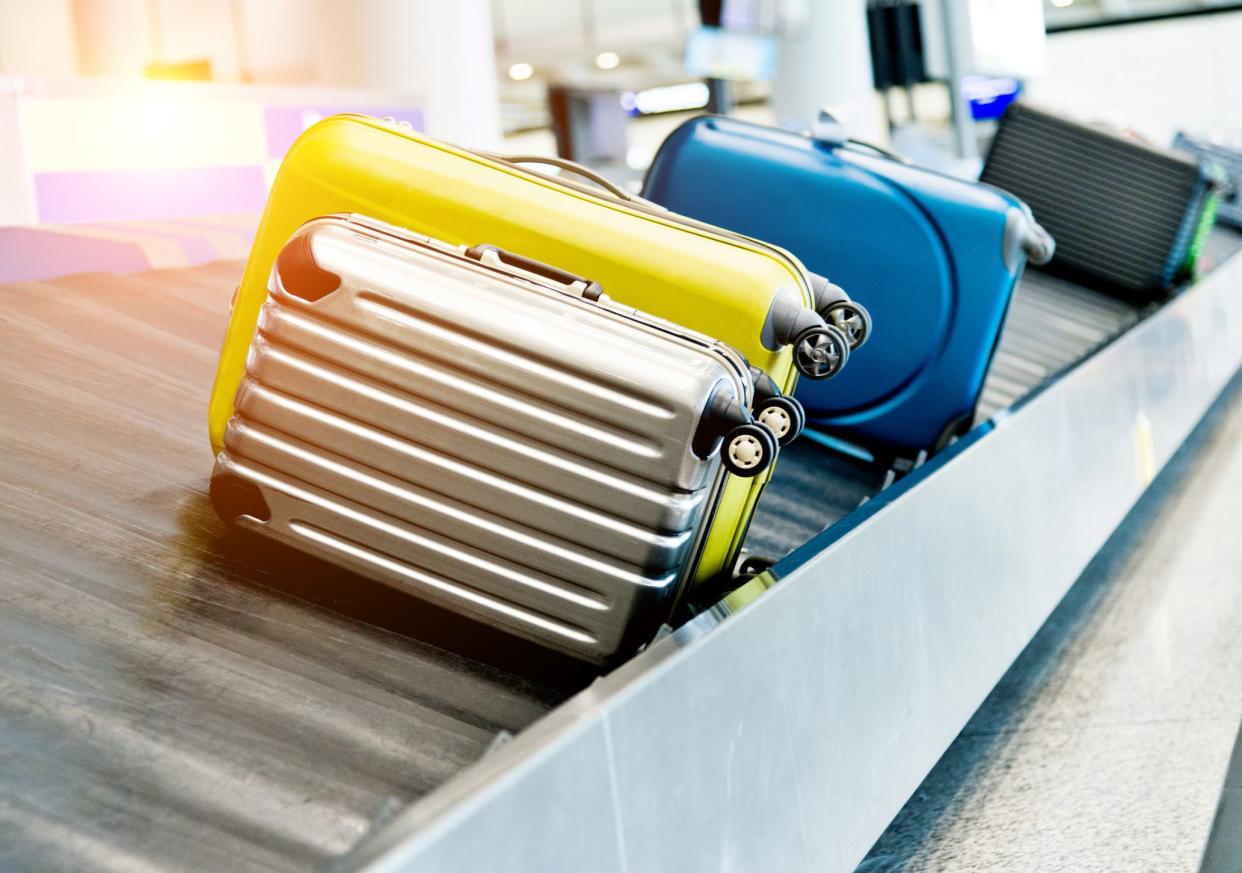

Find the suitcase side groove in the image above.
[
  {"left": 226, "top": 422, "right": 687, "bottom": 588},
  {"left": 233, "top": 377, "right": 707, "bottom": 539}
]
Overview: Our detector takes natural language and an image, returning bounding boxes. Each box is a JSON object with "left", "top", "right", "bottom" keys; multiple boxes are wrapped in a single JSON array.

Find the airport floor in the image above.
[{"left": 857, "top": 371, "right": 1242, "bottom": 872}]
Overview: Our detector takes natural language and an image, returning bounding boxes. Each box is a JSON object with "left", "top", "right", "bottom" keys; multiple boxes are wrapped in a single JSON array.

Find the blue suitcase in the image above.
[{"left": 642, "top": 112, "right": 1053, "bottom": 457}]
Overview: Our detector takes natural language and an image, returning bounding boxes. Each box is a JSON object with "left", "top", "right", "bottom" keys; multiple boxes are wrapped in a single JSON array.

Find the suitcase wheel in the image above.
[
  {"left": 737, "top": 554, "right": 775, "bottom": 578},
  {"left": 792, "top": 325, "right": 850, "bottom": 379},
  {"left": 822, "top": 301, "right": 872, "bottom": 350},
  {"left": 756, "top": 395, "right": 805, "bottom": 447},
  {"left": 721, "top": 423, "right": 778, "bottom": 478}
]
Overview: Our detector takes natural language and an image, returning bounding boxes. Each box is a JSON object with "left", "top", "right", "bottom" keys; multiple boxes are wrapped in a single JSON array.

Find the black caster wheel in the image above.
[
  {"left": 755, "top": 395, "right": 805, "bottom": 446},
  {"left": 738, "top": 555, "right": 775, "bottom": 577},
  {"left": 823, "top": 301, "right": 872, "bottom": 350},
  {"left": 932, "top": 414, "right": 974, "bottom": 453},
  {"left": 721, "top": 423, "right": 778, "bottom": 478},
  {"left": 793, "top": 324, "right": 850, "bottom": 379}
]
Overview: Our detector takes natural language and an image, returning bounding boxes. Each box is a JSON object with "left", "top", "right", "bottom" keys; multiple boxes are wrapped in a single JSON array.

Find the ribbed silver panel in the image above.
[{"left": 216, "top": 217, "right": 745, "bottom": 662}]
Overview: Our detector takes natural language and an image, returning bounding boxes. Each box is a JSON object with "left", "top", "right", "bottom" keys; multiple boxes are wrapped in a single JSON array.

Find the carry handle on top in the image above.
[
  {"left": 472, "top": 150, "right": 638, "bottom": 201},
  {"left": 810, "top": 108, "right": 915, "bottom": 165},
  {"left": 464, "top": 243, "right": 605, "bottom": 301}
]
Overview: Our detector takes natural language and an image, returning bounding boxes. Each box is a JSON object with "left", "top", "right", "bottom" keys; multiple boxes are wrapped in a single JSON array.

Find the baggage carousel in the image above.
[{"left": 2, "top": 230, "right": 1241, "bottom": 872}]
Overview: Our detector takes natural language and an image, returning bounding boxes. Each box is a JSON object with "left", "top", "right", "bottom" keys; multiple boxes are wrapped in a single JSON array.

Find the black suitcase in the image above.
[
  {"left": 1173, "top": 131, "right": 1242, "bottom": 230},
  {"left": 981, "top": 103, "right": 1223, "bottom": 300}
]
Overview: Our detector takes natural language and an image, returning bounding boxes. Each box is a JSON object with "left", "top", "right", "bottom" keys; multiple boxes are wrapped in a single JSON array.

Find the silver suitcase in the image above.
[{"left": 210, "top": 214, "right": 792, "bottom": 664}]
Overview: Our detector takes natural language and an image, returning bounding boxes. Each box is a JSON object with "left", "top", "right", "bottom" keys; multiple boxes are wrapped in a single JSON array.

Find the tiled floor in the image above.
[{"left": 858, "top": 372, "right": 1242, "bottom": 873}]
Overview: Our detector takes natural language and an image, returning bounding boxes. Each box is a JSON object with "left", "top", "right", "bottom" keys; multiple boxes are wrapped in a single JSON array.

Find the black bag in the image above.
[
  {"left": 1173, "top": 131, "right": 1242, "bottom": 230},
  {"left": 982, "top": 103, "right": 1223, "bottom": 300}
]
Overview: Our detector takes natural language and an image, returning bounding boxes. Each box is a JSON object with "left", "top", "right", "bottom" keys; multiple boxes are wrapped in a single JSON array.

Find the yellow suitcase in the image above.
[{"left": 209, "top": 115, "right": 862, "bottom": 586}]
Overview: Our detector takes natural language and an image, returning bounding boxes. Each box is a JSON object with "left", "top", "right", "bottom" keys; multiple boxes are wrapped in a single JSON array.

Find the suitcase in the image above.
[
  {"left": 209, "top": 115, "right": 867, "bottom": 582},
  {"left": 211, "top": 215, "right": 788, "bottom": 664},
  {"left": 642, "top": 112, "right": 1053, "bottom": 456},
  {"left": 1173, "top": 131, "right": 1242, "bottom": 230},
  {"left": 981, "top": 102, "right": 1224, "bottom": 300},
  {"left": 210, "top": 114, "right": 867, "bottom": 447}
]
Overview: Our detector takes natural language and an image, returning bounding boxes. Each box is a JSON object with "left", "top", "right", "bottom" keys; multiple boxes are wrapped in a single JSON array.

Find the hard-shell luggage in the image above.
[
  {"left": 1173, "top": 131, "right": 1242, "bottom": 230},
  {"left": 981, "top": 102, "right": 1223, "bottom": 300},
  {"left": 211, "top": 215, "right": 790, "bottom": 663},
  {"left": 209, "top": 114, "right": 867, "bottom": 445},
  {"left": 209, "top": 114, "right": 868, "bottom": 586},
  {"left": 642, "top": 112, "right": 1053, "bottom": 456}
]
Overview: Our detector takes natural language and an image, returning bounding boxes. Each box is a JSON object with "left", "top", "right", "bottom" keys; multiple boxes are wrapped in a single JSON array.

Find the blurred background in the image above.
[{"left": 1, "top": 0, "right": 1240, "bottom": 270}]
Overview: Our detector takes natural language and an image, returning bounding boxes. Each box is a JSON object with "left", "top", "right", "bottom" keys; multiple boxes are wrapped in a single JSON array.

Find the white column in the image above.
[
  {"left": 0, "top": 0, "right": 79, "bottom": 77},
  {"left": 314, "top": 0, "right": 501, "bottom": 149},
  {"left": 771, "top": 0, "right": 882, "bottom": 140},
  {"left": 72, "top": 0, "right": 149, "bottom": 77},
  {"left": 411, "top": 0, "right": 501, "bottom": 149}
]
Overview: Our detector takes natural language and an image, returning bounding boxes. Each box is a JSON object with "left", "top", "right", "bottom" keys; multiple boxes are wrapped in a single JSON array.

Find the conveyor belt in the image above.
[
  {"left": 742, "top": 444, "right": 885, "bottom": 561},
  {"left": 976, "top": 270, "right": 1140, "bottom": 420},
  {"left": 5, "top": 230, "right": 1240, "bottom": 872},
  {"left": 0, "top": 262, "right": 578, "bottom": 873}
]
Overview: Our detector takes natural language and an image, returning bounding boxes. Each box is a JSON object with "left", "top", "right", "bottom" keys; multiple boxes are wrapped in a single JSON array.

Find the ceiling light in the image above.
[
  {"left": 630, "top": 82, "right": 710, "bottom": 115},
  {"left": 508, "top": 62, "right": 533, "bottom": 81},
  {"left": 625, "top": 145, "right": 653, "bottom": 170},
  {"left": 595, "top": 51, "right": 620, "bottom": 70}
]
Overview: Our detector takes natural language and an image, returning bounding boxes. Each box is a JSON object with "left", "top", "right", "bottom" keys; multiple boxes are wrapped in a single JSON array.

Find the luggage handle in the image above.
[
  {"left": 464, "top": 244, "right": 604, "bottom": 301},
  {"left": 472, "top": 150, "right": 657, "bottom": 205},
  {"left": 810, "top": 108, "right": 914, "bottom": 165}
]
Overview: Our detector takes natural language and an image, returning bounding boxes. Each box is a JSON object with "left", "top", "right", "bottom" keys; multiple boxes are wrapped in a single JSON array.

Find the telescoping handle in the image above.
[{"left": 464, "top": 244, "right": 604, "bottom": 301}]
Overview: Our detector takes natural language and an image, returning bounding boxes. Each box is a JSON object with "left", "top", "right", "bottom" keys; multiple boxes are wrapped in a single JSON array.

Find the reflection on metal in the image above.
[
  {"left": 344, "top": 251, "right": 1242, "bottom": 873},
  {"left": 1198, "top": 716, "right": 1242, "bottom": 873}
]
